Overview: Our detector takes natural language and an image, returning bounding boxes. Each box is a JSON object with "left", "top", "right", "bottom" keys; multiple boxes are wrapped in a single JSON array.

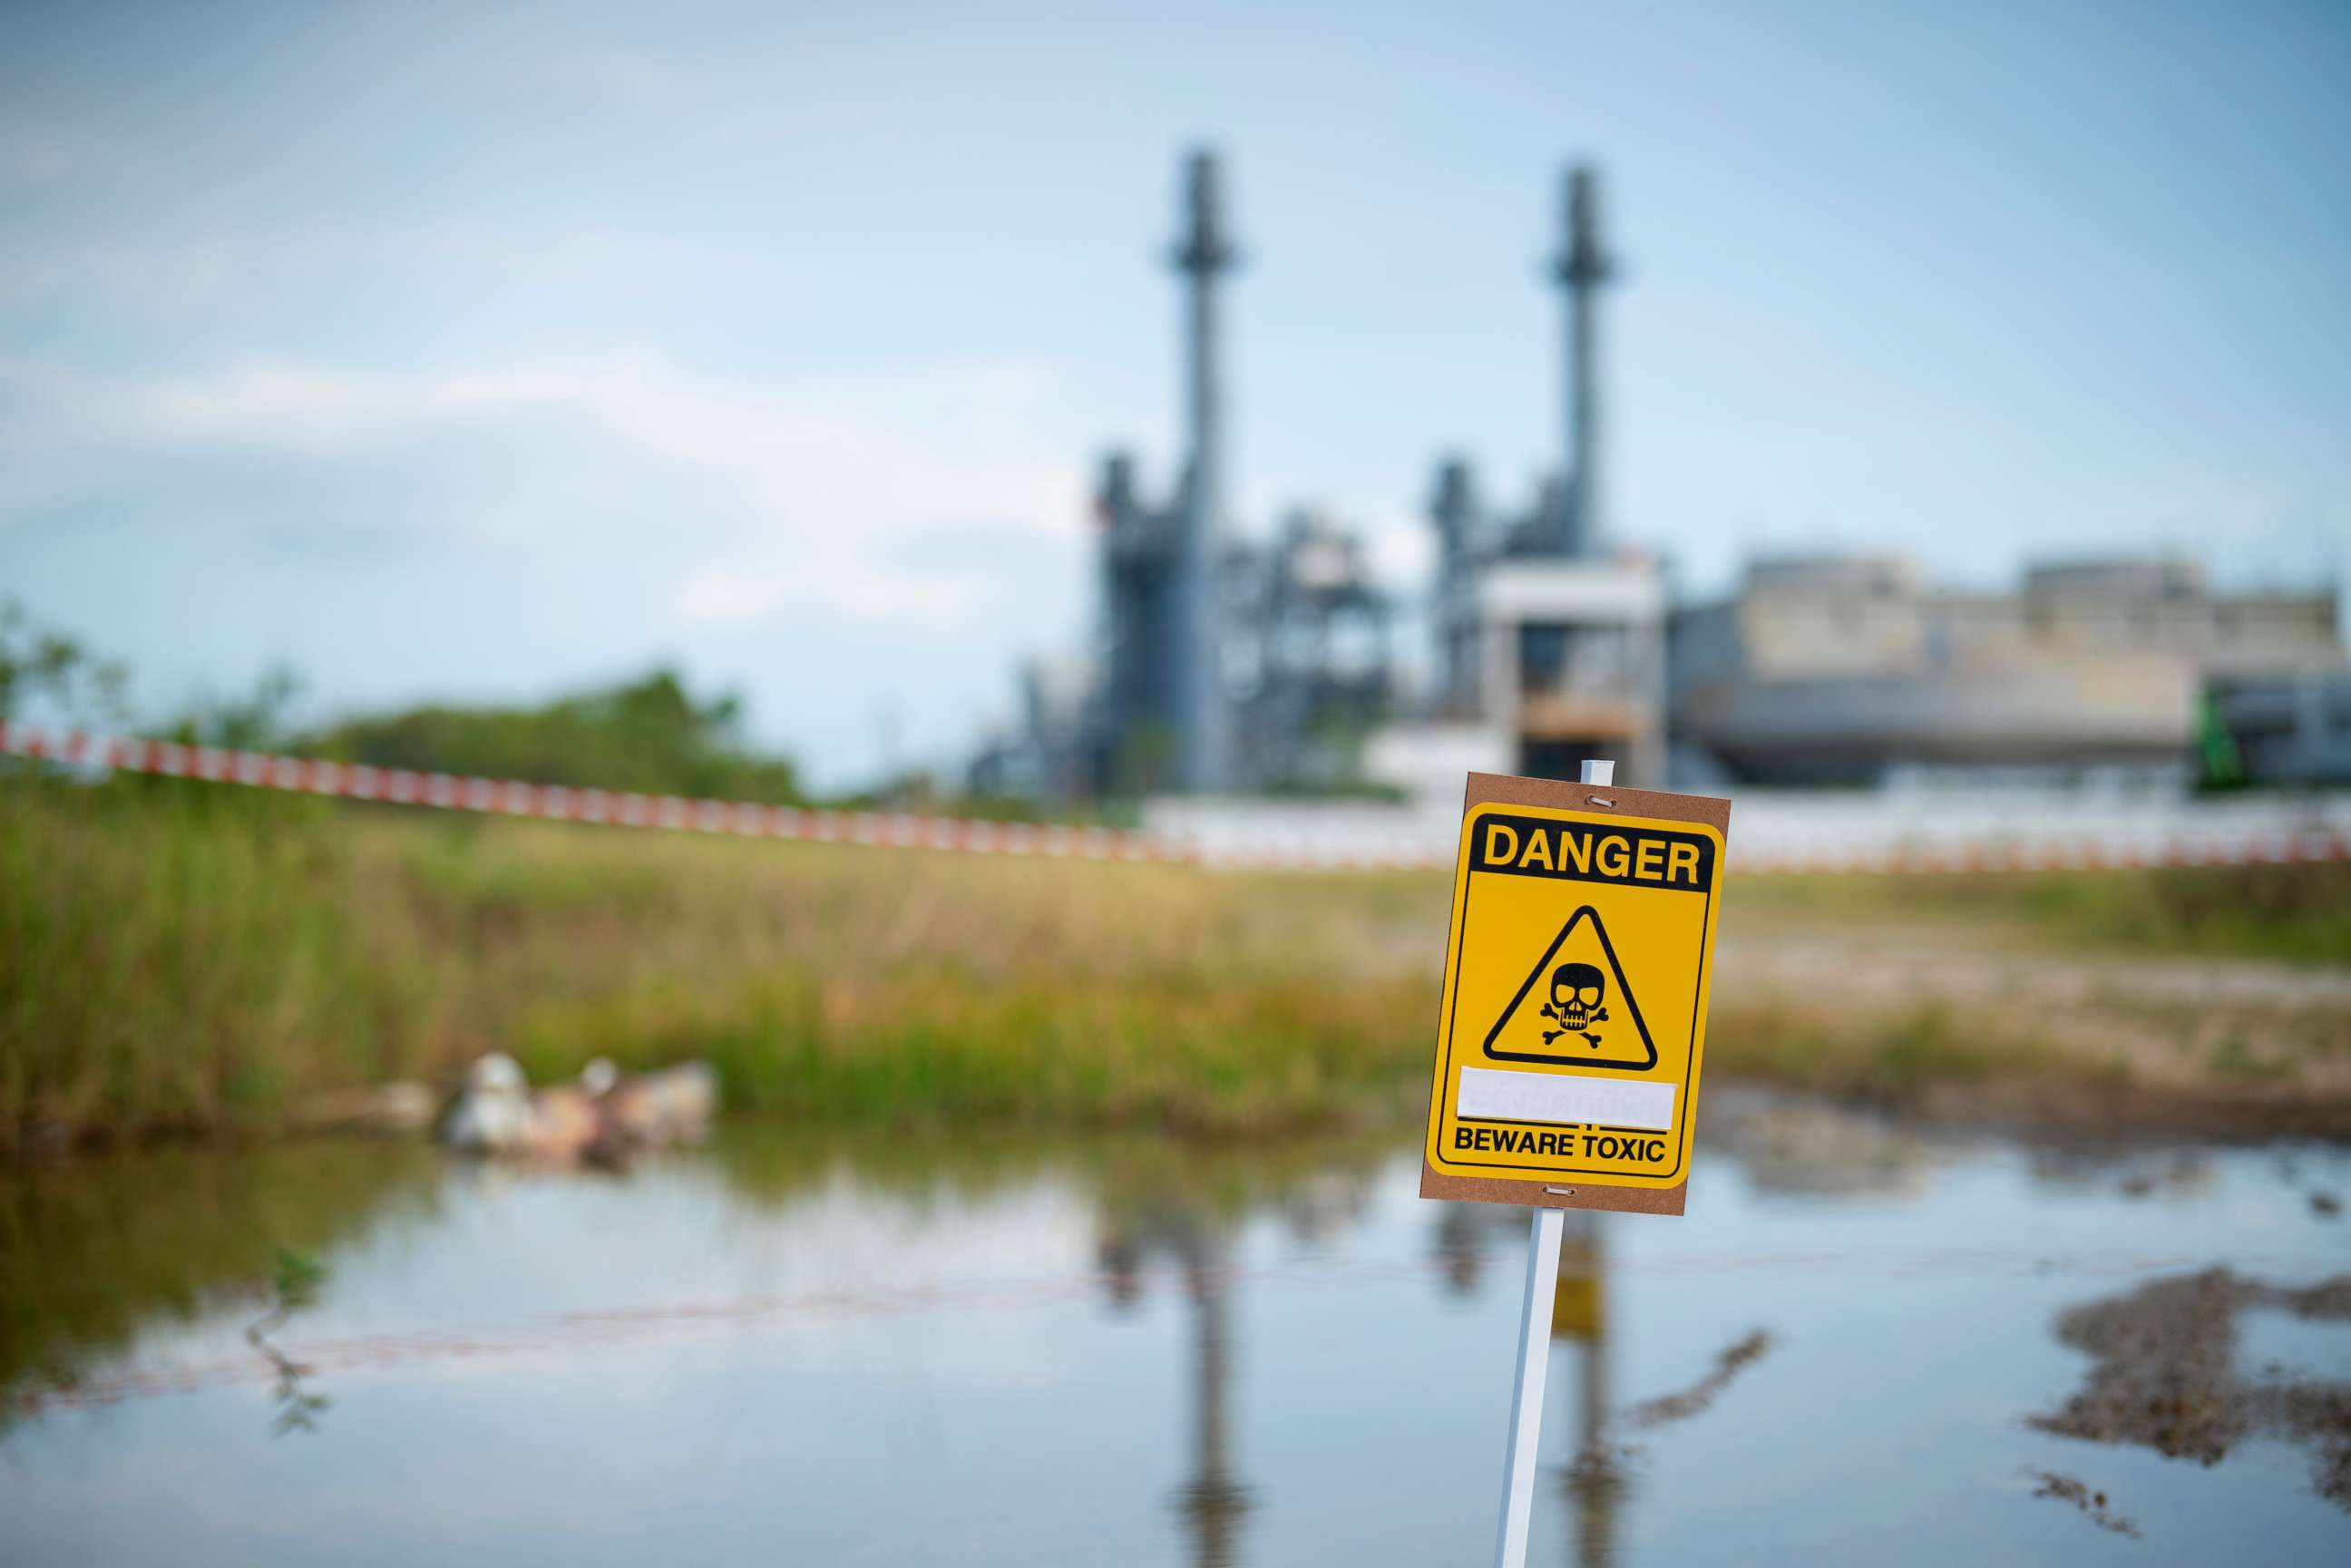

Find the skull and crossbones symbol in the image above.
[{"left": 1540, "top": 962, "right": 1610, "bottom": 1047}]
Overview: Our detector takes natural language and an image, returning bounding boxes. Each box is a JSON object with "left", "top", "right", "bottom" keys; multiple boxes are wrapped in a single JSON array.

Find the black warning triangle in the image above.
[{"left": 1482, "top": 905, "right": 1658, "bottom": 1071}]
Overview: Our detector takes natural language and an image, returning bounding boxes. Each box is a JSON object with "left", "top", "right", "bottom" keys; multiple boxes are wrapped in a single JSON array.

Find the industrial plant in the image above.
[{"left": 971, "top": 151, "right": 2347, "bottom": 804}]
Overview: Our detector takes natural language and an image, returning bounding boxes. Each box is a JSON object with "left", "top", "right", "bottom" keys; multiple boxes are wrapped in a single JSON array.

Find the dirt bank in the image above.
[
  {"left": 2030, "top": 1268, "right": 2351, "bottom": 1511},
  {"left": 1710, "top": 912, "right": 2351, "bottom": 1140}
]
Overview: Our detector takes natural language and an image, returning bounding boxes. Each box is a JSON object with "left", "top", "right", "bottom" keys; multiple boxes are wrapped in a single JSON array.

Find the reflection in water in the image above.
[
  {"left": 1433, "top": 1202, "right": 1626, "bottom": 1566},
  {"left": 724, "top": 1121, "right": 1405, "bottom": 1564},
  {"left": 1556, "top": 1213, "right": 1619, "bottom": 1568},
  {"left": 2027, "top": 1145, "right": 2217, "bottom": 1203},
  {"left": 0, "top": 1142, "right": 436, "bottom": 1421},
  {"left": 1431, "top": 1196, "right": 1790, "bottom": 1566},
  {"left": 4, "top": 1115, "right": 2348, "bottom": 1565},
  {"left": 1619, "top": 1329, "right": 1773, "bottom": 1431},
  {"left": 1565, "top": 1312, "right": 1780, "bottom": 1566},
  {"left": 1096, "top": 1160, "right": 1254, "bottom": 1567},
  {"left": 1705, "top": 1092, "right": 1938, "bottom": 1197},
  {"left": 1432, "top": 1201, "right": 1525, "bottom": 1296},
  {"left": 1177, "top": 1263, "right": 1248, "bottom": 1568},
  {"left": 244, "top": 1249, "right": 331, "bottom": 1436},
  {"left": 2026, "top": 1468, "right": 2141, "bottom": 1537}
]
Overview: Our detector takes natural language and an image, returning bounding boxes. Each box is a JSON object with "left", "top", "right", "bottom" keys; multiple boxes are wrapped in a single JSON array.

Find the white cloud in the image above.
[
  {"left": 0, "top": 350, "right": 1099, "bottom": 786},
  {"left": 0, "top": 350, "right": 1090, "bottom": 574}
]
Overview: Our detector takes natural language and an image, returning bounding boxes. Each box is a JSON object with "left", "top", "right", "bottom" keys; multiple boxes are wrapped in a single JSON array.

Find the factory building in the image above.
[
  {"left": 971, "top": 151, "right": 1395, "bottom": 800},
  {"left": 1419, "top": 166, "right": 1669, "bottom": 786},
  {"left": 2210, "top": 671, "right": 2351, "bottom": 785},
  {"left": 1224, "top": 508, "right": 1394, "bottom": 793},
  {"left": 1669, "top": 555, "right": 2346, "bottom": 787},
  {"left": 973, "top": 151, "right": 2344, "bottom": 806}
]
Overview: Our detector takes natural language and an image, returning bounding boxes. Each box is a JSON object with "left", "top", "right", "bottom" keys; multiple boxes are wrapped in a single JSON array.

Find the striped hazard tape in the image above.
[
  {"left": 4, "top": 721, "right": 2345, "bottom": 873},
  {"left": 0, "top": 721, "right": 1189, "bottom": 864}
]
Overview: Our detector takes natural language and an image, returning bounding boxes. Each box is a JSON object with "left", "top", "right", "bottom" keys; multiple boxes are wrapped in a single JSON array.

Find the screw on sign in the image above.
[{"left": 1420, "top": 763, "right": 1730, "bottom": 1568}]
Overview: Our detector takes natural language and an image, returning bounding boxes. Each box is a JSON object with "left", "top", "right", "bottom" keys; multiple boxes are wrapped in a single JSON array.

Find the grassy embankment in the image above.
[{"left": 5, "top": 775, "right": 2346, "bottom": 1147}]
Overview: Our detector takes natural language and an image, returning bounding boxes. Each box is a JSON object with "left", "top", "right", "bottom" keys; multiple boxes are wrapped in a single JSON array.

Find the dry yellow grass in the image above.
[
  {"left": 5, "top": 775, "right": 2345, "bottom": 1145},
  {"left": 0, "top": 778, "right": 1440, "bottom": 1143}
]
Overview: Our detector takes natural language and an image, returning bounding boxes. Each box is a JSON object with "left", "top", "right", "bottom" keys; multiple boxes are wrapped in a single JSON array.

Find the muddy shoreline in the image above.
[
  {"left": 2029, "top": 1268, "right": 2351, "bottom": 1512},
  {"left": 14, "top": 1063, "right": 2351, "bottom": 1166}
]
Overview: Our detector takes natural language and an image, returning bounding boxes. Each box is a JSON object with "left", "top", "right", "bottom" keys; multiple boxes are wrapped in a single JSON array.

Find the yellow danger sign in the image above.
[{"left": 1421, "top": 774, "right": 1730, "bottom": 1214}]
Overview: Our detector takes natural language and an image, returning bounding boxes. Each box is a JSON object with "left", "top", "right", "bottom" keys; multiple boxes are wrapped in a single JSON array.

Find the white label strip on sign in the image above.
[{"left": 1457, "top": 1067, "right": 1675, "bottom": 1132}]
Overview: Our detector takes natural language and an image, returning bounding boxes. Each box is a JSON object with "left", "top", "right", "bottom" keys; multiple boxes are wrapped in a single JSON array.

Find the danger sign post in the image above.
[
  {"left": 1434, "top": 764, "right": 1732, "bottom": 1568},
  {"left": 1421, "top": 768, "right": 1730, "bottom": 1217}
]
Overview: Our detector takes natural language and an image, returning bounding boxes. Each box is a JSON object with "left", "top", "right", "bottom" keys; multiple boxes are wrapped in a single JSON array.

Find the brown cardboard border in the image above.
[{"left": 1419, "top": 770, "right": 1732, "bottom": 1218}]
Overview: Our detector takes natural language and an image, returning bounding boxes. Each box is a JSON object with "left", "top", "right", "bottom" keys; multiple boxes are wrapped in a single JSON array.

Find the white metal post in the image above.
[
  {"left": 1493, "top": 1203, "right": 1566, "bottom": 1567},
  {"left": 1490, "top": 757, "right": 1612, "bottom": 1568}
]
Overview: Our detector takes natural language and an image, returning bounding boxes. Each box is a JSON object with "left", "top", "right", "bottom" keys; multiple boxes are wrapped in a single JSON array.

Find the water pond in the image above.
[{"left": 4, "top": 1094, "right": 2347, "bottom": 1565}]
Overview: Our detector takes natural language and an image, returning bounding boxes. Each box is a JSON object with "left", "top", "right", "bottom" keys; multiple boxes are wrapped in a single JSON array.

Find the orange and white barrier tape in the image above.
[
  {"left": 5, "top": 721, "right": 2346, "bottom": 873},
  {"left": 0, "top": 721, "right": 1191, "bottom": 864}
]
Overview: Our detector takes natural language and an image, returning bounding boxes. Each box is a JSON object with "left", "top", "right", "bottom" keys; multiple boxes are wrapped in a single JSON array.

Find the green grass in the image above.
[
  {"left": 0, "top": 776, "right": 1440, "bottom": 1144},
  {"left": 1700, "top": 999, "right": 2051, "bottom": 1105},
  {"left": 0, "top": 1139, "right": 437, "bottom": 1396},
  {"left": 5, "top": 774, "right": 2345, "bottom": 1147},
  {"left": 1732, "top": 862, "right": 2351, "bottom": 965},
  {"left": 2206, "top": 1034, "right": 2302, "bottom": 1084}
]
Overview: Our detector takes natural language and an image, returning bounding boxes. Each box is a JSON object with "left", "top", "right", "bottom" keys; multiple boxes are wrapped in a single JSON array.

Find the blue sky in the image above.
[{"left": 3, "top": 0, "right": 2345, "bottom": 786}]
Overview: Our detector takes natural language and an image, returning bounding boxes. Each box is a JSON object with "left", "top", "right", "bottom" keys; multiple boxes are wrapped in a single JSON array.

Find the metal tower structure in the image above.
[
  {"left": 1048, "top": 149, "right": 1392, "bottom": 800},
  {"left": 1548, "top": 163, "right": 1615, "bottom": 558},
  {"left": 1429, "top": 163, "right": 1627, "bottom": 707},
  {"left": 1169, "top": 149, "right": 1237, "bottom": 793},
  {"left": 1418, "top": 161, "right": 1665, "bottom": 786}
]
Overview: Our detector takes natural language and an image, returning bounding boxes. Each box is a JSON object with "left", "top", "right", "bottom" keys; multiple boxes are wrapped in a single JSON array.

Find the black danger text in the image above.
[{"left": 1470, "top": 813, "right": 1713, "bottom": 891}]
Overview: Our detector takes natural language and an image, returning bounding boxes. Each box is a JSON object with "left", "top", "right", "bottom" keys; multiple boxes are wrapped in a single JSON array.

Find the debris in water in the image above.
[
  {"left": 245, "top": 1249, "right": 331, "bottom": 1437},
  {"left": 1624, "top": 1329, "right": 1774, "bottom": 1431},
  {"left": 2311, "top": 1190, "right": 2342, "bottom": 1219},
  {"left": 2029, "top": 1268, "right": 2351, "bottom": 1511},
  {"left": 441, "top": 1053, "right": 718, "bottom": 1163},
  {"left": 2026, "top": 1469, "right": 2139, "bottom": 1538},
  {"left": 1567, "top": 1329, "right": 1776, "bottom": 1480}
]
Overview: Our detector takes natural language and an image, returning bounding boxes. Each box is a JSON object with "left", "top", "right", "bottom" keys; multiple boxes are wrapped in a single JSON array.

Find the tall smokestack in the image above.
[
  {"left": 1170, "top": 148, "right": 1236, "bottom": 791},
  {"left": 1552, "top": 163, "right": 1615, "bottom": 557}
]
